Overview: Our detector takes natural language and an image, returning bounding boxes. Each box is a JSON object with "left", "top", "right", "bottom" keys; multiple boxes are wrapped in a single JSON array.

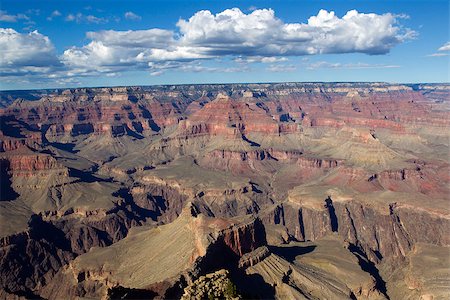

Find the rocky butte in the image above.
[{"left": 0, "top": 82, "right": 449, "bottom": 299}]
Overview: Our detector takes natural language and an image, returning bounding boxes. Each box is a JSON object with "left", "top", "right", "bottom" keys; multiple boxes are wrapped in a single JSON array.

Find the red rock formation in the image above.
[
  {"left": 1, "top": 83, "right": 448, "bottom": 145},
  {"left": 295, "top": 157, "right": 340, "bottom": 168},
  {"left": 0, "top": 118, "right": 42, "bottom": 152},
  {"left": 179, "top": 95, "right": 289, "bottom": 138},
  {"left": 218, "top": 218, "right": 267, "bottom": 256},
  {"left": 1, "top": 88, "right": 188, "bottom": 140},
  {"left": 0, "top": 151, "right": 67, "bottom": 178},
  {"left": 364, "top": 164, "right": 450, "bottom": 197}
]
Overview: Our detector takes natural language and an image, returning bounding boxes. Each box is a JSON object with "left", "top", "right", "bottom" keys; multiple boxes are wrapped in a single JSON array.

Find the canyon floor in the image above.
[{"left": 0, "top": 82, "right": 449, "bottom": 299}]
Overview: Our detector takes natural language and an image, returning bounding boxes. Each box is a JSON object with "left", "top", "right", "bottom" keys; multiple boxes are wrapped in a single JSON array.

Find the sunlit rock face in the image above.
[{"left": 0, "top": 82, "right": 449, "bottom": 299}]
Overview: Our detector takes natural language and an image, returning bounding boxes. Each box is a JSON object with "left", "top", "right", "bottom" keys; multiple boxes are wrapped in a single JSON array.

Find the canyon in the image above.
[{"left": 0, "top": 82, "right": 449, "bottom": 299}]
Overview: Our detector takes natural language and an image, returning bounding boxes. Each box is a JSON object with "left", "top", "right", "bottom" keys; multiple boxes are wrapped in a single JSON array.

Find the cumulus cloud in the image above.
[
  {"left": 47, "top": 10, "right": 62, "bottom": 21},
  {"left": 65, "top": 13, "right": 107, "bottom": 24},
  {"left": 60, "top": 8, "right": 413, "bottom": 75},
  {"left": 0, "top": 28, "right": 68, "bottom": 86},
  {"left": 61, "top": 28, "right": 207, "bottom": 73},
  {"left": 62, "top": 41, "right": 122, "bottom": 68},
  {"left": 0, "top": 28, "right": 60, "bottom": 73},
  {"left": 124, "top": 11, "right": 141, "bottom": 21},
  {"left": 2, "top": 7, "right": 416, "bottom": 81},
  {"left": 0, "top": 10, "right": 29, "bottom": 22},
  {"left": 176, "top": 8, "right": 415, "bottom": 56},
  {"left": 61, "top": 29, "right": 181, "bottom": 73}
]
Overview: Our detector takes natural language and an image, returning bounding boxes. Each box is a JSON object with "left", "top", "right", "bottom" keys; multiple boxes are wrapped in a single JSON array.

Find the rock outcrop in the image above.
[
  {"left": 39, "top": 205, "right": 266, "bottom": 299},
  {"left": 181, "top": 269, "right": 240, "bottom": 300}
]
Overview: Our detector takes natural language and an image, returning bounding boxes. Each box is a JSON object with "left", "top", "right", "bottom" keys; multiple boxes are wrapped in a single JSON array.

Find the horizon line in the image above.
[{"left": 1, "top": 80, "right": 450, "bottom": 92}]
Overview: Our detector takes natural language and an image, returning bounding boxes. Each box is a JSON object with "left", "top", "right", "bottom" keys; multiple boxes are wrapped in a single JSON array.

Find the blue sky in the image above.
[{"left": 0, "top": 0, "right": 449, "bottom": 90}]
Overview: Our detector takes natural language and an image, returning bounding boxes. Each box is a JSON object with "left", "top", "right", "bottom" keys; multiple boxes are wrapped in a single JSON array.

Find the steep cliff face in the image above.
[
  {"left": 179, "top": 94, "right": 281, "bottom": 137},
  {"left": 1, "top": 152, "right": 67, "bottom": 176},
  {"left": 262, "top": 198, "right": 449, "bottom": 263},
  {"left": 0, "top": 149, "right": 70, "bottom": 203},
  {"left": 379, "top": 242, "right": 450, "bottom": 300},
  {"left": 217, "top": 218, "right": 267, "bottom": 257},
  {"left": 0, "top": 134, "right": 42, "bottom": 152}
]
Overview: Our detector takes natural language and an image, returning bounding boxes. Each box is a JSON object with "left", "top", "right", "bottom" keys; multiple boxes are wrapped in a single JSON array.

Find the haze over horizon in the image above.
[
  {"left": 1, "top": 0, "right": 449, "bottom": 90},
  {"left": 2, "top": 80, "right": 450, "bottom": 93}
]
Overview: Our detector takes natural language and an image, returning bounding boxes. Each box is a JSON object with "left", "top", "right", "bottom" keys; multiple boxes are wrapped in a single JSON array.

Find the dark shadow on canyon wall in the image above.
[
  {"left": 348, "top": 243, "right": 389, "bottom": 299},
  {"left": 0, "top": 159, "right": 19, "bottom": 201},
  {"left": 269, "top": 245, "right": 316, "bottom": 263}
]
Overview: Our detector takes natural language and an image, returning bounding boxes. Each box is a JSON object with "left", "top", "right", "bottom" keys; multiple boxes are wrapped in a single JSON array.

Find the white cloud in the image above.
[
  {"left": 65, "top": 14, "right": 75, "bottom": 21},
  {"left": 2, "top": 7, "right": 416, "bottom": 81},
  {"left": 62, "top": 41, "right": 129, "bottom": 70},
  {"left": 438, "top": 41, "right": 450, "bottom": 52},
  {"left": 150, "top": 70, "right": 164, "bottom": 76},
  {"left": 0, "top": 10, "right": 29, "bottom": 22},
  {"left": 65, "top": 13, "right": 107, "bottom": 24},
  {"left": 61, "top": 29, "right": 208, "bottom": 72},
  {"left": 124, "top": 11, "right": 141, "bottom": 21},
  {"left": 86, "top": 29, "right": 174, "bottom": 48},
  {"left": 61, "top": 8, "right": 413, "bottom": 76},
  {"left": 47, "top": 10, "right": 61, "bottom": 21},
  {"left": 235, "top": 56, "right": 288, "bottom": 64},
  {"left": 260, "top": 57, "right": 288, "bottom": 63},
  {"left": 427, "top": 41, "right": 450, "bottom": 57},
  {"left": 0, "top": 28, "right": 60, "bottom": 71},
  {"left": 86, "top": 15, "right": 106, "bottom": 24},
  {"left": 61, "top": 29, "right": 180, "bottom": 73},
  {"left": 176, "top": 8, "right": 415, "bottom": 56}
]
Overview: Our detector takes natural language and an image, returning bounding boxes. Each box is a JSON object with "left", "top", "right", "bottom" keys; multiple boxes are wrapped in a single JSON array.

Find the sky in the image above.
[{"left": 0, "top": 0, "right": 449, "bottom": 90}]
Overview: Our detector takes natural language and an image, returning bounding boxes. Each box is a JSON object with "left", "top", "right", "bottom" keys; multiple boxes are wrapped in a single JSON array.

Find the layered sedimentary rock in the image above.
[
  {"left": 243, "top": 238, "right": 387, "bottom": 299},
  {"left": 0, "top": 82, "right": 449, "bottom": 299},
  {"left": 40, "top": 205, "right": 266, "bottom": 299}
]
